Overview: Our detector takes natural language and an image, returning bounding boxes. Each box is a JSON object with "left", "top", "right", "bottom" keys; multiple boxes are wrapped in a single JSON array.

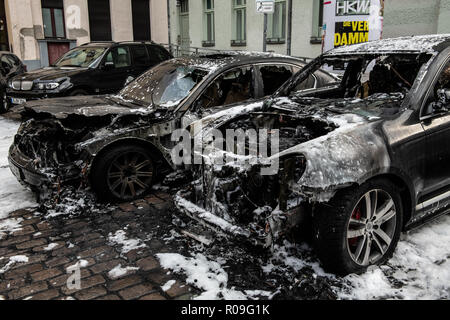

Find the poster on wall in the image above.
[{"left": 322, "top": 0, "right": 384, "bottom": 53}]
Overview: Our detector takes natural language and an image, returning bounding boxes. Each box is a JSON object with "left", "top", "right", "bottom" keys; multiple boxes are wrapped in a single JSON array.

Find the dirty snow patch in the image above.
[
  {"left": 161, "top": 280, "right": 176, "bottom": 292},
  {"left": 108, "top": 230, "right": 147, "bottom": 253},
  {"left": 157, "top": 253, "right": 271, "bottom": 300},
  {"left": 108, "top": 264, "right": 139, "bottom": 279},
  {"left": 0, "top": 217, "right": 23, "bottom": 240},
  {"left": 43, "top": 243, "right": 59, "bottom": 251},
  {"left": 0, "top": 255, "right": 29, "bottom": 274}
]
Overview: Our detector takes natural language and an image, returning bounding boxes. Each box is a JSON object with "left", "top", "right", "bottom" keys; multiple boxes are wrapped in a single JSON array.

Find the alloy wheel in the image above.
[
  {"left": 346, "top": 189, "right": 397, "bottom": 266},
  {"left": 106, "top": 151, "right": 154, "bottom": 200}
]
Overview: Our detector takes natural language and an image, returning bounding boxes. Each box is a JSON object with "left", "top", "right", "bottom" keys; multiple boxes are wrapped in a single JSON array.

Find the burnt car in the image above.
[
  {"left": 0, "top": 51, "right": 26, "bottom": 113},
  {"left": 176, "top": 34, "right": 450, "bottom": 275},
  {"left": 6, "top": 41, "right": 171, "bottom": 107},
  {"left": 8, "top": 53, "right": 335, "bottom": 202}
]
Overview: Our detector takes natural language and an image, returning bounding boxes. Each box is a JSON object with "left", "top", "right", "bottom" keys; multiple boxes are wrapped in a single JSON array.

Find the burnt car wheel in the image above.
[
  {"left": 312, "top": 179, "right": 403, "bottom": 275},
  {"left": 91, "top": 145, "right": 155, "bottom": 202}
]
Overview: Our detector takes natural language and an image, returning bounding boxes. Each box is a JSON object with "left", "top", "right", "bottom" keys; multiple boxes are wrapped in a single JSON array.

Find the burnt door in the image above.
[
  {"left": 48, "top": 42, "right": 70, "bottom": 65},
  {"left": 420, "top": 58, "right": 450, "bottom": 212},
  {"left": 0, "top": 0, "right": 9, "bottom": 51}
]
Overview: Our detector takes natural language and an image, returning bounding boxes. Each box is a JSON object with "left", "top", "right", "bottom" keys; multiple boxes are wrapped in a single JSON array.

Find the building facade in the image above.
[
  {"left": 0, "top": 0, "right": 169, "bottom": 70},
  {"left": 168, "top": 0, "right": 324, "bottom": 58},
  {"left": 383, "top": 0, "right": 450, "bottom": 38}
]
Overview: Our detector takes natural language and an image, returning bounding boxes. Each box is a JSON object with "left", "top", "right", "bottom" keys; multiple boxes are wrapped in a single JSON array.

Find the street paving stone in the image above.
[{"left": 0, "top": 192, "right": 196, "bottom": 300}]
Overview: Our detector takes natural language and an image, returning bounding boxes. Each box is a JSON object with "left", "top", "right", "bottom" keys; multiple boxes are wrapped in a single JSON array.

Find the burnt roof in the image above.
[
  {"left": 172, "top": 52, "right": 307, "bottom": 72},
  {"left": 326, "top": 34, "right": 450, "bottom": 56}
]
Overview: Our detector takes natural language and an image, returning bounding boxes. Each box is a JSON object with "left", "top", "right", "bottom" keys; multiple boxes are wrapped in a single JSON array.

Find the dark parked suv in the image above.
[
  {"left": 0, "top": 51, "right": 26, "bottom": 113},
  {"left": 6, "top": 42, "right": 171, "bottom": 107}
]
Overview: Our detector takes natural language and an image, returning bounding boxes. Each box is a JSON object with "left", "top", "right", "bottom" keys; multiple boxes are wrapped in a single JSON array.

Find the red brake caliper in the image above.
[{"left": 349, "top": 207, "right": 362, "bottom": 246}]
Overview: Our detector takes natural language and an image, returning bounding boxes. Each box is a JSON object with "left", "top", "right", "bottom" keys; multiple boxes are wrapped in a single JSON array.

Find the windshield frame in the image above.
[
  {"left": 53, "top": 46, "right": 108, "bottom": 68},
  {"left": 118, "top": 60, "right": 212, "bottom": 111}
]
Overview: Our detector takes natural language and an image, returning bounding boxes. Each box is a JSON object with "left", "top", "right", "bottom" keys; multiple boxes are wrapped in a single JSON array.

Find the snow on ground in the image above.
[
  {"left": 43, "top": 243, "right": 60, "bottom": 251},
  {"left": 0, "top": 255, "right": 29, "bottom": 274},
  {"left": 339, "top": 214, "right": 450, "bottom": 300},
  {"left": 157, "top": 253, "right": 271, "bottom": 300},
  {"left": 108, "top": 264, "right": 139, "bottom": 279},
  {"left": 0, "top": 118, "right": 37, "bottom": 238},
  {"left": 161, "top": 280, "right": 176, "bottom": 292},
  {"left": 108, "top": 229, "right": 147, "bottom": 254}
]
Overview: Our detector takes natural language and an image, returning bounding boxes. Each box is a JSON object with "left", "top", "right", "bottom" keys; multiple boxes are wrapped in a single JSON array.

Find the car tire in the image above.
[
  {"left": 0, "top": 92, "right": 9, "bottom": 114},
  {"left": 69, "top": 89, "right": 89, "bottom": 96},
  {"left": 91, "top": 144, "right": 156, "bottom": 202},
  {"left": 312, "top": 178, "right": 403, "bottom": 275}
]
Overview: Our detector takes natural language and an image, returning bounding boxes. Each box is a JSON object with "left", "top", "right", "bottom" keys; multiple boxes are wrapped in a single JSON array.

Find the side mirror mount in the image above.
[{"left": 103, "top": 61, "right": 115, "bottom": 71}]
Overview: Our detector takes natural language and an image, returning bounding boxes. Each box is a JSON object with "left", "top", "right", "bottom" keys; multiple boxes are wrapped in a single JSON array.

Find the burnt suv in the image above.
[
  {"left": 6, "top": 42, "right": 171, "bottom": 106},
  {"left": 176, "top": 35, "right": 450, "bottom": 275},
  {"left": 8, "top": 53, "right": 335, "bottom": 202}
]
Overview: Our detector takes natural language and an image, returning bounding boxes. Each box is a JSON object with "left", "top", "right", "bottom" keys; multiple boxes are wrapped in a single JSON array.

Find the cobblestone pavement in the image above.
[{"left": 0, "top": 192, "right": 197, "bottom": 300}]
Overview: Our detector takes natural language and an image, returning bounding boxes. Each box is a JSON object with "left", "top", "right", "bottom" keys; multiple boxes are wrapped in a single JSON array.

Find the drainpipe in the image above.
[
  {"left": 167, "top": 0, "right": 172, "bottom": 54},
  {"left": 287, "top": 0, "right": 292, "bottom": 56},
  {"left": 263, "top": 13, "right": 268, "bottom": 52}
]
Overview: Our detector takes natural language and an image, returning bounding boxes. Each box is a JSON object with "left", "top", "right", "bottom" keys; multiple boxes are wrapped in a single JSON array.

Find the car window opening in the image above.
[{"left": 288, "top": 54, "right": 432, "bottom": 106}]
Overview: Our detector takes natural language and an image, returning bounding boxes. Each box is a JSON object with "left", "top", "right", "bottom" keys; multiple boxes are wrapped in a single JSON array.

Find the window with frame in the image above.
[
  {"left": 197, "top": 66, "right": 253, "bottom": 109},
  {"left": 232, "top": 0, "right": 246, "bottom": 46},
  {"left": 311, "top": 0, "right": 324, "bottom": 44},
  {"left": 180, "top": 0, "right": 189, "bottom": 13},
  {"left": 42, "top": 0, "right": 66, "bottom": 38},
  {"left": 267, "top": 0, "right": 286, "bottom": 44},
  {"left": 105, "top": 46, "right": 132, "bottom": 69},
  {"left": 130, "top": 45, "right": 150, "bottom": 66},
  {"left": 203, "top": 0, "right": 215, "bottom": 47}
]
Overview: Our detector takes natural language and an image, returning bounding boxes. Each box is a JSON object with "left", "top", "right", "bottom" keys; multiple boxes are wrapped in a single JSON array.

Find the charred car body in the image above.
[
  {"left": 9, "top": 53, "right": 334, "bottom": 202},
  {"left": 176, "top": 35, "right": 450, "bottom": 275}
]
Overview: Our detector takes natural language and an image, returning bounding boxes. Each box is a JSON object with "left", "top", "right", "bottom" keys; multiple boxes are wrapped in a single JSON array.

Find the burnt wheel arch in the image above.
[{"left": 360, "top": 173, "right": 413, "bottom": 230}]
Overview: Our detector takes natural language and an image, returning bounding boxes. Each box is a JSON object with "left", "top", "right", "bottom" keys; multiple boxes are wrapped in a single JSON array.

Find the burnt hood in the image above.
[
  {"left": 269, "top": 93, "right": 405, "bottom": 119},
  {"left": 21, "top": 95, "right": 155, "bottom": 119},
  {"left": 14, "top": 66, "right": 88, "bottom": 82}
]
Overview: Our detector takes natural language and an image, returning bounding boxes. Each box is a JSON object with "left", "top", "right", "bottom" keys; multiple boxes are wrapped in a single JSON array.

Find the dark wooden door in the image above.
[
  {"left": 48, "top": 42, "right": 70, "bottom": 65},
  {"left": 0, "top": 0, "right": 9, "bottom": 51}
]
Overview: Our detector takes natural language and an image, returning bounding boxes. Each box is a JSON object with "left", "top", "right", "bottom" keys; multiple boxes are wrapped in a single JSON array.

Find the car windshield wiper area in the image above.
[{"left": 106, "top": 95, "right": 148, "bottom": 108}]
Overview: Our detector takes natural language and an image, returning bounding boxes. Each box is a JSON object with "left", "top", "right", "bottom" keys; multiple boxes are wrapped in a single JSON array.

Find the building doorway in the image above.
[
  {"left": 179, "top": 0, "right": 190, "bottom": 55},
  {"left": 0, "top": 0, "right": 9, "bottom": 51},
  {"left": 48, "top": 42, "right": 70, "bottom": 65}
]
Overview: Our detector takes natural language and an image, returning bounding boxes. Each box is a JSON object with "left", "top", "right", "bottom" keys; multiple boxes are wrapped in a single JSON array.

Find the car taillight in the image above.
[{"left": 23, "top": 65, "right": 27, "bottom": 72}]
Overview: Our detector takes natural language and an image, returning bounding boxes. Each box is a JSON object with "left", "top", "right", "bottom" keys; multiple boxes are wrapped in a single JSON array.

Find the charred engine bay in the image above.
[
  {"left": 16, "top": 107, "right": 171, "bottom": 212},
  {"left": 184, "top": 93, "right": 405, "bottom": 243}
]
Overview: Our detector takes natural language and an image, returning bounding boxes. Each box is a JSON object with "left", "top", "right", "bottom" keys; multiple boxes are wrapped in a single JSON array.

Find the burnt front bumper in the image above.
[{"left": 8, "top": 144, "right": 80, "bottom": 189}]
